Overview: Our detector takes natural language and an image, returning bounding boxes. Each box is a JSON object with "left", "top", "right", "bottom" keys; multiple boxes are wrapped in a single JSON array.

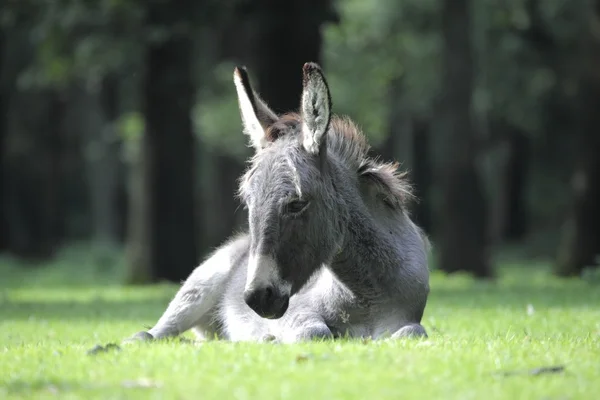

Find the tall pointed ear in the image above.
[
  {"left": 233, "top": 66, "right": 278, "bottom": 150},
  {"left": 300, "top": 62, "right": 332, "bottom": 155}
]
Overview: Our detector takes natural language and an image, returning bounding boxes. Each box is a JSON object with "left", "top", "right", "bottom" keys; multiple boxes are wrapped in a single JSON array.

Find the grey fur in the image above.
[{"left": 124, "top": 62, "right": 430, "bottom": 344}]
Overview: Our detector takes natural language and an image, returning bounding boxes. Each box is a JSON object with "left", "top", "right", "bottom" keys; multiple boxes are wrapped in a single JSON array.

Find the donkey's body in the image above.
[{"left": 125, "top": 63, "right": 430, "bottom": 344}]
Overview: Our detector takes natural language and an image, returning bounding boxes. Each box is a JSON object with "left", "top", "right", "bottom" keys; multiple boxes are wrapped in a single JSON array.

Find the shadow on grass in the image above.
[
  {"left": 426, "top": 264, "right": 600, "bottom": 310},
  {"left": 1, "top": 283, "right": 598, "bottom": 323},
  {"left": 1, "top": 378, "right": 156, "bottom": 396},
  {"left": 429, "top": 284, "right": 600, "bottom": 309},
  {"left": 2, "top": 254, "right": 599, "bottom": 323},
  {"left": 0, "top": 297, "right": 172, "bottom": 322}
]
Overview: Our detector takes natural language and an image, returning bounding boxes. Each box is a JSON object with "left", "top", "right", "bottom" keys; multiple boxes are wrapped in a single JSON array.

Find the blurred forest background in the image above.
[{"left": 0, "top": 0, "right": 599, "bottom": 284}]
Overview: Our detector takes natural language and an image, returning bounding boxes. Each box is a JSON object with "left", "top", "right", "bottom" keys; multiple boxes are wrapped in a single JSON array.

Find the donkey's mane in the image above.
[{"left": 242, "top": 112, "right": 415, "bottom": 210}]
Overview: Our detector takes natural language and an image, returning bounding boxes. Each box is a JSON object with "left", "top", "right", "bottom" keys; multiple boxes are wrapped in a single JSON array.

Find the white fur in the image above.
[
  {"left": 285, "top": 154, "right": 303, "bottom": 197},
  {"left": 234, "top": 71, "right": 268, "bottom": 150},
  {"left": 301, "top": 79, "right": 330, "bottom": 154},
  {"left": 245, "top": 253, "right": 291, "bottom": 296},
  {"left": 147, "top": 242, "right": 236, "bottom": 339}
]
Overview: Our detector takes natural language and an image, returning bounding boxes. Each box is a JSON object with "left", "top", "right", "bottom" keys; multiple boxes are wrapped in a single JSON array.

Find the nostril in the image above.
[{"left": 264, "top": 286, "right": 274, "bottom": 303}]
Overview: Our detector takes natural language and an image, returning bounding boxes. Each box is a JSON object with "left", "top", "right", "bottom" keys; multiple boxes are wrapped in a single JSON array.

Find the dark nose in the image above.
[{"left": 243, "top": 286, "right": 290, "bottom": 319}]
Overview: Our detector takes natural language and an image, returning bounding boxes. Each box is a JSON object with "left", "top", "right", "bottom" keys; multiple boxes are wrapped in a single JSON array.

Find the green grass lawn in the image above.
[{"left": 1, "top": 247, "right": 599, "bottom": 399}]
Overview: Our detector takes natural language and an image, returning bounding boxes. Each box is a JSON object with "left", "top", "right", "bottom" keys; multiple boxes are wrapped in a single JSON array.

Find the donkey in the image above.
[{"left": 124, "top": 62, "right": 430, "bottom": 344}]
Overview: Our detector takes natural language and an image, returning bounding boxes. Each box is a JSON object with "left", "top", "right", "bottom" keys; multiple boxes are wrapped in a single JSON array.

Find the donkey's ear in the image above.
[
  {"left": 233, "top": 66, "right": 278, "bottom": 150},
  {"left": 300, "top": 62, "right": 332, "bottom": 155}
]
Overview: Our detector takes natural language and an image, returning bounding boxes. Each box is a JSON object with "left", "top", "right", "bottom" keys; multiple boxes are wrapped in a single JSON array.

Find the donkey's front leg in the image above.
[
  {"left": 390, "top": 323, "right": 428, "bottom": 339},
  {"left": 280, "top": 313, "right": 334, "bottom": 343},
  {"left": 123, "top": 242, "right": 239, "bottom": 344}
]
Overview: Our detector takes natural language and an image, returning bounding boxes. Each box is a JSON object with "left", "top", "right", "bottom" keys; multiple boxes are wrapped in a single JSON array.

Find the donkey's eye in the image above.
[{"left": 285, "top": 199, "right": 309, "bottom": 215}]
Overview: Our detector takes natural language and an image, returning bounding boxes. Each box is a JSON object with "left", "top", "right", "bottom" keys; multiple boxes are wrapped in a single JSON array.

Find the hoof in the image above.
[
  {"left": 122, "top": 331, "right": 154, "bottom": 344},
  {"left": 261, "top": 334, "right": 280, "bottom": 343},
  {"left": 391, "top": 324, "right": 428, "bottom": 339}
]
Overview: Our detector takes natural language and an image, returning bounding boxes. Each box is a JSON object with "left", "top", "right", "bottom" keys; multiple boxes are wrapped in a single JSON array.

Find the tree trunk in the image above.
[
  {"left": 411, "top": 117, "right": 432, "bottom": 233},
  {"left": 381, "top": 77, "right": 432, "bottom": 233},
  {"left": 486, "top": 120, "right": 531, "bottom": 244},
  {"left": 78, "top": 78, "right": 121, "bottom": 246},
  {"left": 4, "top": 89, "right": 65, "bottom": 259},
  {"left": 201, "top": 150, "right": 246, "bottom": 251},
  {"left": 502, "top": 127, "right": 530, "bottom": 241},
  {"left": 433, "top": 0, "right": 492, "bottom": 277},
  {"left": 0, "top": 29, "right": 7, "bottom": 251},
  {"left": 555, "top": 1, "right": 600, "bottom": 276},
  {"left": 41, "top": 91, "right": 66, "bottom": 253},
  {"left": 1, "top": 12, "right": 66, "bottom": 257},
  {"left": 382, "top": 77, "right": 412, "bottom": 163},
  {"left": 125, "top": 134, "right": 153, "bottom": 283},
  {"left": 101, "top": 76, "right": 128, "bottom": 244},
  {"left": 253, "top": 0, "right": 338, "bottom": 113},
  {"left": 128, "top": 3, "right": 199, "bottom": 283}
]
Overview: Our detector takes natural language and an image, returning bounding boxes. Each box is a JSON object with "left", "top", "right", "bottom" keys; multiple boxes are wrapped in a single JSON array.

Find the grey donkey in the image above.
[{"left": 124, "top": 62, "right": 430, "bottom": 344}]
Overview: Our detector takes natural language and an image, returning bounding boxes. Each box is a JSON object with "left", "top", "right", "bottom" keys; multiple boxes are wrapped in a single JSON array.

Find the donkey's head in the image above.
[{"left": 233, "top": 62, "right": 350, "bottom": 319}]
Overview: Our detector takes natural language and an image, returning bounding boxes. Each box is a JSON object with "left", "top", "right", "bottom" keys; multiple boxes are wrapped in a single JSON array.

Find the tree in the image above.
[
  {"left": 495, "top": 121, "right": 531, "bottom": 242},
  {"left": 188, "top": 0, "right": 339, "bottom": 254},
  {"left": 555, "top": 0, "right": 600, "bottom": 276},
  {"left": 410, "top": 116, "right": 433, "bottom": 233},
  {"left": 2, "top": 12, "right": 67, "bottom": 257},
  {"left": 433, "top": 0, "right": 493, "bottom": 277},
  {"left": 73, "top": 76, "right": 123, "bottom": 247},
  {"left": 382, "top": 77, "right": 432, "bottom": 233},
  {"left": 0, "top": 27, "right": 7, "bottom": 251},
  {"left": 250, "top": 0, "right": 339, "bottom": 113},
  {"left": 127, "top": 1, "right": 199, "bottom": 283},
  {"left": 1, "top": 1, "right": 143, "bottom": 258}
]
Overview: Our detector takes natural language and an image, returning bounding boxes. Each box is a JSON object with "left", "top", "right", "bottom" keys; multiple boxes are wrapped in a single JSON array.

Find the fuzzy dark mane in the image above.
[
  {"left": 260, "top": 113, "right": 415, "bottom": 210},
  {"left": 265, "top": 113, "right": 302, "bottom": 142}
]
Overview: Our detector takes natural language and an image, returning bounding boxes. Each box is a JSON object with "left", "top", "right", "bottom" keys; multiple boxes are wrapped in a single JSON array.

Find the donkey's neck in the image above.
[{"left": 330, "top": 206, "right": 400, "bottom": 299}]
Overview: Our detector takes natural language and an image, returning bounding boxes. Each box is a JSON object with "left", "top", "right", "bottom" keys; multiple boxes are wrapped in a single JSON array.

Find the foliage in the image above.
[
  {"left": 320, "top": 0, "right": 585, "bottom": 141},
  {"left": 1, "top": 257, "right": 598, "bottom": 399},
  {"left": 193, "top": 62, "right": 252, "bottom": 161},
  {"left": 6, "top": 0, "right": 588, "bottom": 149},
  {"left": 117, "top": 111, "right": 145, "bottom": 164},
  {"left": 2, "top": 0, "right": 597, "bottom": 272},
  {"left": 323, "top": 0, "right": 439, "bottom": 145},
  {"left": 473, "top": 0, "right": 585, "bottom": 134},
  {"left": 17, "top": 0, "right": 144, "bottom": 90},
  {"left": 11, "top": 0, "right": 586, "bottom": 163}
]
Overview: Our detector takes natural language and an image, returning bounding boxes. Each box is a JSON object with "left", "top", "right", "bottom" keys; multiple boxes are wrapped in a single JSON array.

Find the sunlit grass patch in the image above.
[{"left": 1, "top": 255, "right": 599, "bottom": 399}]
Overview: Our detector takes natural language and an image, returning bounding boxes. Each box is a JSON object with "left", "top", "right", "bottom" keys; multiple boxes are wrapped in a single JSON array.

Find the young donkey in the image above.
[{"left": 125, "top": 62, "right": 430, "bottom": 344}]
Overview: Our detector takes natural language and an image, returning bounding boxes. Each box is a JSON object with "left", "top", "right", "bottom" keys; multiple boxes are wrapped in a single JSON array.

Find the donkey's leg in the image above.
[
  {"left": 296, "top": 323, "right": 334, "bottom": 341},
  {"left": 124, "top": 240, "right": 244, "bottom": 343},
  {"left": 280, "top": 313, "right": 334, "bottom": 343},
  {"left": 390, "top": 323, "right": 428, "bottom": 339}
]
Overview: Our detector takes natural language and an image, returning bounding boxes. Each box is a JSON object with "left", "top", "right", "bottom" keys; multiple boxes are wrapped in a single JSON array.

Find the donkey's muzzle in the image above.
[{"left": 243, "top": 286, "right": 290, "bottom": 319}]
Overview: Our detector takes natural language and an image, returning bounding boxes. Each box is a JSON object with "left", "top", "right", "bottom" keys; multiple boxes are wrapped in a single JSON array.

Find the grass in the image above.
[{"left": 1, "top": 246, "right": 599, "bottom": 399}]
